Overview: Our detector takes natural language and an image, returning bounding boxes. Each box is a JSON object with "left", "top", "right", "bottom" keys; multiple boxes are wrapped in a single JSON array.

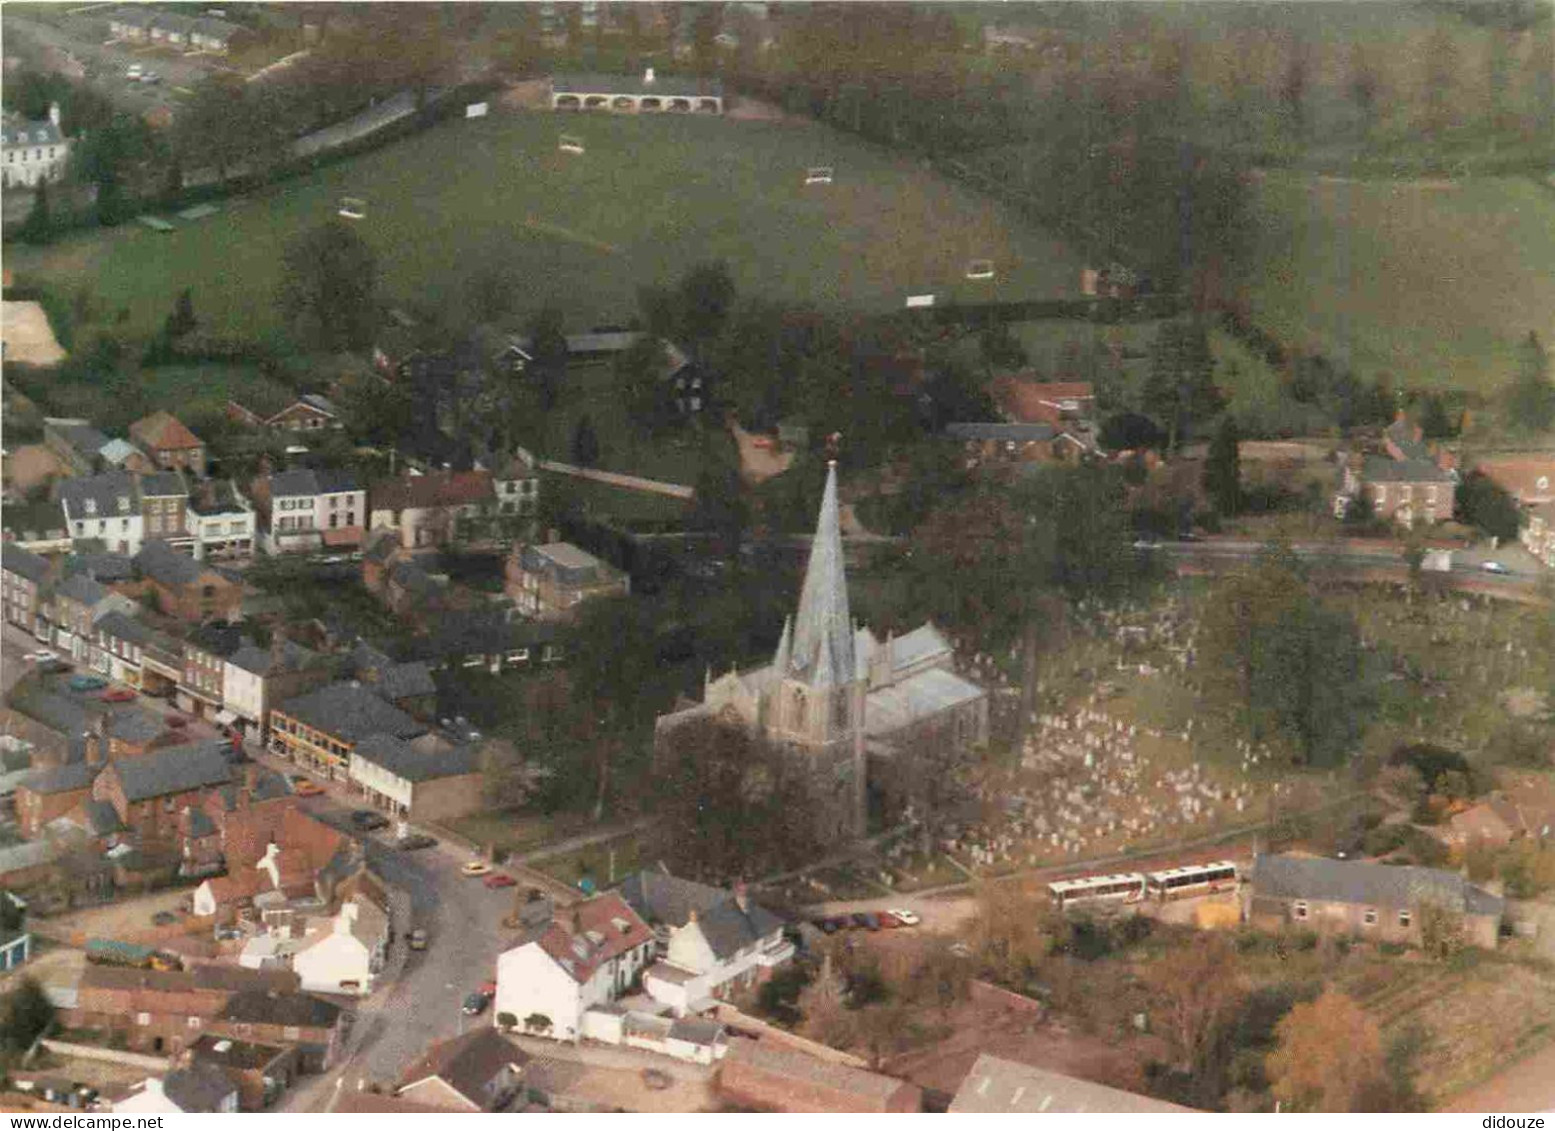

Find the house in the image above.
[
  {"left": 192, "top": 804, "right": 357, "bottom": 923},
  {"left": 493, "top": 892, "right": 656, "bottom": 1043},
  {"left": 988, "top": 378, "right": 1097, "bottom": 429},
  {"left": 945, "top": 421, "right": 1091, "bottom": 468},
  {"left": 0, "top": 891, "right": 30, "bottom": 971},
  {"left": 186, "top": 1034, "right": 300, "bottom": 1111},
  {"left": 716, "top": 1038, "right": 922, "bottom": 1113},
  {"left": 505, "top": 542, "right": 629, "bottom": 619},
  {"left": 493, "top": 451, "right": 541, "bottom": 521},
  {"left": 418, "top": 608, "right": 564, "bottom": 676},
  {"left": 135, "top": 540, "right": 243, "bottom": 624},
  {"left": 227, "top": 392, "right": 340, "bottom": 433},
  {"left": 1470, "top": 456, "right": 1555, "bottom": 509},
  {"left": 1520, "top": 501, "right": 1555, "bottom": 569},
  {"left": 45, "top": 419, "right": 114, "bottom": 477},
  {"left": 211, "top": 989, "right": 345, "bottom": 1072},
  {"left": 949, "top": 1054, "right": 1192, "bottom": 1113},
  {"left": 1247, "top": 854, "right": 1504, "bottom": 949},
  {"left": 2, "top": 499, "right": 72, "bottom": 555},
  {"left": 348, "top": 734, "right": 483, "bottom": 822},
  {"left": 178, "top": 622, "right": 246, "bottom": 720},
  {"left": 66, "top": 963, "right": 299, "bottom": 1056},
  {"left": 1430, "top": 797, "right": 1523, "bottom": 852},
  {"left": 188, "top": 16, "right": 243, "bottom": 53},
  {"left": 223, "top": 637, "right": 333, "bottom": 741},
  {"left": 250, "top": 468, "right": 365, "bottom": 555},
  {"left": 268, "top": 682, "right": 425, "bottom": 782},
  {"left": 138, "top": 471, "right": 193, "bottom": 552},
  {"left": 2, "top": 543, "right": 52, "bottom": 636},
  {"left": 617, "top": 870, "right": 792, "bottom": 1014},
  {"left": 368, "top": 470, "right": 504, "bottom": 551},
  {"left": 91, "top": 612, "right": 152, "bottom": 688},
  {"left": 1, "top": 105, "right": 69, "bottom": 189},
  {"left": 107, "top": 7, "right": 157, "bottom": 42},
  {"left": 1382, "top": 414, "right": 1433, "bottom": 463},
  {"left": 129, "top": 412, "right": 207, "bottom": 479},
  {"left": 187, "top": 481, "right": 256, "bottom": 560},
  {"left": 50, "top": 571, "right": 138, "bottom": 664},
  {"left": 58, "top": 471, "right": 142, "bottom": 555},
  {"left": 348, "top": 642, "right": 437, "bottom": 720},
  {"left": 549, "top": 70, "right": 724, "bottom": 114},
  {"left": 112, "top": 1065, "right": 239, "bottom": 1115},
  {"left": 91, "top": 742, "right": 235, "bottom": 849},
  {"left": 291, "top": 896, "right": 390, "bottom": 997},
  {"left": 395, "top": 1028, "right": 529, "bottom": 1112}
]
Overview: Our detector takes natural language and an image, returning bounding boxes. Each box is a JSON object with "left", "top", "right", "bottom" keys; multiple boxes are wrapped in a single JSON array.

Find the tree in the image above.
[
  {"left": 1503, "top": 331, "right": 1555, "bottom": 436},
  {"left": 1147, "top": 934, "right": 1243, "bottom": 1091},
  {"left": 165, "top": 288, "right": 197, "bottom": 340},
  {"left": 1418, "top": 392, "right": 1455, "bottom": 440},
  {"left": 1203, "top": 416, "right": 1242, "bottom": 516},
  {"left": 1143, "top": 319, "right": 1224, "bottom": 453},
  {"left": 496, "top": 1011, "right": 518, "bottom": 1032},
  {"left": 676, "top": 261, "right": 737, "bottom": 351},
  {"left": 276, "top": 221, "right": 379, "bottom": 352},
  {"left": 967, "top": 882, "right": 1056, "bottom": 987},
  {"left": 523, "top": 1012, "right": 552, "bottom": 1035},
  {"left": 1413, "top": 890, "right": 1466, "bottom": 960},
  {"left": 17, "top": 179, "right": 53, "bottom": 244},
  {"left": 796, "top": 952, "right": 856, "bottom": 1048},
  {"left": 0, "top": 977, "right": 56, "bottom": 1055},
  {"left": 1455, "top": 472, "right": 1521, "bottom": 541},
  {"left": 1265, "top": 990, "right": 1394, "bottom": 1112},
  {"left": 526, "top": 306, "right": 568, "bottom": 411},
  {"left": 479, "top": 737, "right": 551, "bottom": 810},
  {"left": 571, "top": 414, "right": 601, "bottom": 468}
]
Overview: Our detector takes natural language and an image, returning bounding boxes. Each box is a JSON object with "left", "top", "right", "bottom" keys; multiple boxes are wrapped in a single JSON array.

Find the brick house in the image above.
[
  {"left": 210, "top": 990, "right": 345, "bottom": 1073},
  {"left": 65, "top": 963, "right": 299, "bottom": 1056},
  {"left": 268, "top": 682, "right": 425, "bottom": 782},
  {"left": 139, "top": 472, "right": 195, "bottom": 554},
  {"left": 504, "top": 542, "right": 629, "bottom": 619},
  {"left": 2, "top": 543, "right": 52, "bottom": 636},
  {"left": 178, "top": 623, "right": 246, "bottom": 720},
  {"left": 91, "top": 611, "right": 153, "bottom": 688},
  {"left": 367, "top": 469, "right": 502, "bottom": 551},
  {"left": 1339, "top": 455, "right": 1456, "bottom": 529},
  {"left": 50, "top": 572, "right": 138, "bottom": 664},
  {"left": 135, "top": 540, "right": 243, "bottom": 624},
  {"left": 129, "top": 412, "right": 207, "bottom": 479},
  {"left": 192, "top": 804, "right": 356, "bottom": 922},
  {"left": 716, "top": 1039, "right": 923, "bottom": 1113},
  {"left": 91, "top": 742, "right": 234, "bottom": 850},
  {"left": 1247, "top": 854, "right": 1503, "bottom": 949},
  {"left": 15, "top": 762, "right": 98, "bottom": 839},
  {"left": 347, "top": 734, "right": 483, "bottom": 822},
  {"left": 226, "top": 393, "right": 340, "bottom": 433}
]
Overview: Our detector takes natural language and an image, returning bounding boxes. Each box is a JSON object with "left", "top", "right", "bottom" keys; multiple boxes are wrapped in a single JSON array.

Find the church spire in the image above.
[
  {"left": 772, "top": 615, "right": 792, "bottom": 673},
  {"left": 788, "top": 461, "right": 853, "bottom": 688}
]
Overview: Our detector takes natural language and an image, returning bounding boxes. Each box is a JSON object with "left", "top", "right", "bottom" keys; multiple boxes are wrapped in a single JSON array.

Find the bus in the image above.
[
  {"left": 1145, "top": 861, "right": 1240, "bottom": 901},
  {"left": 1047, "top": 872, "right": 1147, "bottom": 911}
]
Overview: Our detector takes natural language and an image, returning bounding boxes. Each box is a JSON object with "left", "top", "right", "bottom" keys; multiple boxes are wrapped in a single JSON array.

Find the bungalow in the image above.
[
  {"left": 504, "top": 542, "right": 629, "bottom": 619},
  {"left": 291, "top": 895, "right": 390, "bottom": 997},
  {"left": 1247, "top": 853, "right": 1504, "bottom": 950},
  {"left": 395, "top": 1028, "right": 529, "bottom": 1112},
  {"left": 135, "top": 540, "right": 243, "bottom": 624},
  {"left": 716, "top": 1038, "right": 922, "bottom": 1114},
  {"left": 268, "top": 682, "right": 425, "bottom": 782},
  {"left": 949, "top": 1054, "right": 1192, "bottom": 1113},
  {"left": 493, "top": 893, "right": 656, "bottom": 1043},
  {"left": 347, "top": 733, "right": 483, "bottom": 822},
  {"left": 129, "top": 412, "right": 207, "bottom": 479},
  {"left": 227, "top": 392, "right": 340, "bottom": 433}
]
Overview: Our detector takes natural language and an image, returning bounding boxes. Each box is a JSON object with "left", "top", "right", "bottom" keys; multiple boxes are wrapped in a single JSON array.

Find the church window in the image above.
[{"left": 791, "top": 687, "right": 806, "bottom": 728}]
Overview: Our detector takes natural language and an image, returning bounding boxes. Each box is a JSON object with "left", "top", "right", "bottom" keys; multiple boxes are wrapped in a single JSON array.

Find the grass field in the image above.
[
  {"left": 7, "top": 108, "right": 1084, "bottom": 343},
  {"left": 1237, "top": 172, "right": 1555, "bottom": 394}
]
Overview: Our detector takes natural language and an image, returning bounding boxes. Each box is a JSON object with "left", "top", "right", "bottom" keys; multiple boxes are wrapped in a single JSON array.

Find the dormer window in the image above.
[
  {"left": 84, "top": 498, "right": 98, "bottom": 515},
  {"left": 117, "top": 496, "right": 130, "bottom": 513}
]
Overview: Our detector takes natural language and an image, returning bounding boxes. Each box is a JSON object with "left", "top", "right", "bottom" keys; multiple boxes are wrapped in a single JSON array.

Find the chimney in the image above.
[
  {"left": 270, "top": 627, "right": 287, "bottom": 671},
  {"left": 687, "top": 907, "right": 698, "bottom": 924},
  {"left": 644, "top": 66, "right": 656, "bottom": 85},
  {"left": 48, "top": 102, "right": 60, "bottom": 127}
]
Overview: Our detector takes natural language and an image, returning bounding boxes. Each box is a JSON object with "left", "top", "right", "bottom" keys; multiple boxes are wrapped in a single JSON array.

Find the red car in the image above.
[
  {"left": 166, "top": 714, "right": 189, "bottom": 728},
  {"left": 98, "top": 688, "right": 136, "bottom": 703},
  {"left": 479, "top": 980, "right": 497, "bottom": 996},
  {"left": 483, "top": 873, "right": 517, "bottom": 889}
]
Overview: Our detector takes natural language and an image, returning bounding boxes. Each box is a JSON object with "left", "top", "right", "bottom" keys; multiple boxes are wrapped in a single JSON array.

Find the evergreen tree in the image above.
[
  {"left": 1504, "top": 331, "right": 1555, "bottom": 436},
  {"left": 1203, "top": 416, "right": 1242, "bottom": 516},
  {"left": 276, "top": 221, "right": 379, "bottom": 352},
  {"left": 1143, "top": 319, "right": 1223, "bottom": 453},
  {"left": 19, "top": 179, "right": 53, "bottom": 244},
  {"left": 526, "top": 306, "right": 568, "bottom": 412},
  {"left": 166, "top": 288, "right": 197, "bottom": 339},
  {"left": 571, "top": 413, "right": 600, "bottom": 468}
]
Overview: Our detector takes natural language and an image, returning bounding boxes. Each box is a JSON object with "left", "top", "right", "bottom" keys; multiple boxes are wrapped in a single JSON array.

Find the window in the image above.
[
  {"left": 1375, "top": 485, "right": 1386, "bottom": 505},
  {"left": 187, "top": 1015, "right": 201, "bottom": 1029},
  {"left": 1363, "top": 908, "right": 1378, "bottom": 926},
  {"left": 85, "top": 498, "right": 97, "bottom": 516},
  {"left": 1292, "top": 901, "right": 1309, "bottom": 921},
  {"left": 1426, "top": 487, "right": 1437, "bottom": 504},
  {"left": 1398, "top": 910, "right": 1412, "bottom": 928},
  {"left": 1539, "top": 477, "right": 1550, "bottom": 492},
  {"left": 137, "top": 1012, "right": 151, "bottom": 1025}
]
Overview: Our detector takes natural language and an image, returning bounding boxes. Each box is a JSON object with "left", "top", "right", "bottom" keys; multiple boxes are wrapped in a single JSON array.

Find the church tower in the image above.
[{"left": 767, "top": 462, "right": 867, "bottom": 838}]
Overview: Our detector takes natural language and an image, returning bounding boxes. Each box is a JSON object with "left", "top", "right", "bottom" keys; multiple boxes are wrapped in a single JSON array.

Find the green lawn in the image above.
[
  {"left": 8, "top": 108, "right": 1084, "bottom": 343},
  {"left": 1236, "top": 172, "right": 1555, "bottom": 394}
]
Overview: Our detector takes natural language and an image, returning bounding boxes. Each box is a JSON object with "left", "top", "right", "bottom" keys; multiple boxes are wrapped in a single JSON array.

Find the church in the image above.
[{"left": 655, "top": 463, "right": 989, "bottom": 839}]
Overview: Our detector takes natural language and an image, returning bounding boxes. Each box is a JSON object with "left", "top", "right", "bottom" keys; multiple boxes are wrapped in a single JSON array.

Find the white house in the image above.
[
  {"left": 256, "top": 468, "right": 365, "bottom": 555},
  {"left": 59, "top": 471, "right": 144, "bottom": 556},
  {"left": 616, "top": 871, "right": 793, "bottom": 1015},
  {"left": 2, "top": 104, "right": 69, "bottom": 190},
  {"left": 112, "top": 1066, "right": 238, "bottom": 1114},
  {"left": 222, "top": 638, "right": 328, "bottom": 739},
  {"left": 493, "top": 893, "right": 656, "bottom": 1042},
  {"left": 189, "top": 480, "right": 256, "bottom": 560},
  {"left": 291, "top": 897, "right": 389, "bottom": 997}
]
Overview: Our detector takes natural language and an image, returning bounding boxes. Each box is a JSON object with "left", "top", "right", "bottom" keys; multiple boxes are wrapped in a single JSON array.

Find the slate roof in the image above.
[
  {"left": 66, "top": 551, "right": 136, "bottom": 584},
  {"left": 1364, "top": 454, "right": 1453, "bottom": 484},
  {"left": 185, "top": 623, "right": 246, "bottom": 659},
  {"left": 107, "top": 707, "right": 166, "bottom": 745},
  {"left": 110, "top": 742, "right": 233, "bottom": 802},
  {"left": 268, "top": 469, "right": 320, "bottom": 498},
  {"left": 50, "top": 422, "right": 110, "bottom": 458},
  {"left": 945, "top": 422, "right": 1058, "bottom": 442},
  {"left": 351, "top": 734, "right": 480, "bottom": 783},
  {"left": 58, "top": 471, "right": 139, "bottom": 519},
  {"left": 616, "top": 869, "right": 726, "bottom": 928},
  {"left": 1, "top": 544, "right": 50, "bottom": 584},
  {"left": 1384, "top": 417, "right": 1432, "bottom": 461},
  {"left": 1252, "top": 854, "right": 1504, "bottom": 918},
  {"left": 217, "top": 989, "right": 343, "bottom": 1028},
  {"left": 863, "top": 667, "right": 986, "bottom": 739},
  {"left": 668, "top": 1017, "right": 725, "bottom": 1045},
  {"left": 21, "top": 761, "right": 98, "bottom": 795},
  {"left": 95, "top": 610, "right": 155, "bottom": 646},
  {"left": 518, "top": 542, "right": 622, "bottom": 587},
  {"left": 517, "top": 892, "right": 654, "bottom": 985},
  {"left": 56, "top": 572, "right": 110, "bottom": 607},
  {"left": 227, "top": 639, "right": 320, "bottom": 677},
  {"left": 84, "top": 798, "right": 124, "bottom": 836},
  {"left": 2, "top": 117, "right": 65, "bottom": 146},
  {"left": 130, "top": 412, "right": 202, "bottom": 453},
  {"left": 275, "top": 682, "right": 425, "bottom": 743},
  {"left": 159, "top": 1063, "right": 237, "bottom": 1113},
  {"left": 375, "top": 662, "right": 436, "bottom": 703},
  {"left": 140, "top": 470, "right": 189, "bottom": 498},
  {"left": 1, "top": 500, "right": 69, "bottom": 543},
  {"left": 184, "top": 806, "right": 216, "bottom": 839},
  {"left": 135, "top": 540, "right": 209, "bottom": 588},
  {"left": 950, "top": 1054, "right": 1192, "bottom": 1113},
  {"left": 313, "top": 467, "right": 359, "bottom": 495},
  {"left": 694, "top": 897, "right": 786, "bottom": 961},
  {"left": 396, "top": 1027, "right": 527, "bottom": 1108},
  {"left": 187, "top": 480, "right": 249, "bottom": 517}
]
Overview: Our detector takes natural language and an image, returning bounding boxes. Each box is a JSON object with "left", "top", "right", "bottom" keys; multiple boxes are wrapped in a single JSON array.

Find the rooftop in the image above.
[
  {"left": 351, "top": 733, "right": 480, "bottom": 783},
  {"left": 275, "top": 682, "right": 425, "bottom": 744},
  {"left": 1252, "top": 854, "right": 1504, "bottom": 917},
  {"left": 396, "top": 1027, "right": 528, "bottom": 1108},
  {"left": 949, "top": 1054, "right": 1193, "bottom": 1113},
  {"left": 109, "top": 742, "right": 233, "bottom": 802},
  {"left": 552, "top": 71, "right": 723, "bottom": 98}
]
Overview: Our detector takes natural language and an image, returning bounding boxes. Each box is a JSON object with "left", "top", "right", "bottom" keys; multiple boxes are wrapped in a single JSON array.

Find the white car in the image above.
[
  {"left": 461, "top": 861, "right": 492, "bottom": 877},
  {"left": 126, "top": 64, "right": 143, "bottom": 79},
  {"left": 887, "top": 908, "right": 921, "bottom": 926},
  {"left": 1480, "top": 561, "right": 1511, "bottom": 575},
  {"left": 22, "top": 650, "right": 56, "bottom": 663}
]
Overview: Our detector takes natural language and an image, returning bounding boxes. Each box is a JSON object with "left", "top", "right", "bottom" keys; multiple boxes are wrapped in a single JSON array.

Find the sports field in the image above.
[
  {"left": 1238, "top": 171, "right": 1555, "bottom": 393},
  {"left": 8, "top": 108, "right": 1084, "bottom": 341}
]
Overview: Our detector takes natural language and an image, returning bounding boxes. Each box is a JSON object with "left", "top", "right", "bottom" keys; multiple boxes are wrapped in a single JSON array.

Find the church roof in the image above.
[
  {"left": 784, "top": 463, "right": 853, "bottom": 689},
  {"left": 864, "top": 667, "right": 985, "bottom": 738}
]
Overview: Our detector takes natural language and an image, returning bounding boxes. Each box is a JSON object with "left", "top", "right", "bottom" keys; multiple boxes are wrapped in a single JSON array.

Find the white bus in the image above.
[
  {"left": 1145, "top": 861, "right": 1240, "bottom": 901},
  {"left": 1047, "top": 872, "right": 1147, "bottom": 911}
]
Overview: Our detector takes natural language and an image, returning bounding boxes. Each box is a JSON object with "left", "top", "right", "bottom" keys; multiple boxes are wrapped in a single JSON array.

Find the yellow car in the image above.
[{"left": 461, "top": 861, "right": 492, "bottom": 877}]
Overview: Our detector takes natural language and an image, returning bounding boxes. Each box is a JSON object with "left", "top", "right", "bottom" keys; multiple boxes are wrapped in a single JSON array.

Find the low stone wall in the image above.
[
  {"left": 968, "top": 980, "right": 1044, "bottom": 1019},
  {"left": 39, "top": 1038, "right": 170, "bottom": 1073}
]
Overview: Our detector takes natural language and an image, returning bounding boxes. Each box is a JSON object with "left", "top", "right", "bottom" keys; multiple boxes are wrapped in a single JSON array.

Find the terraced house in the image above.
[
  {"left": 250, "top": 468, "right": 366, "bottom": 555},
  {"left": 268, "top": 682, "right": 425, "bottom": 782},
  {"left": 1, "top": 544, "right": 52, "bottom": 636},
  {"left": 59, "top": 471, "right": 142, "bottom": 555}
]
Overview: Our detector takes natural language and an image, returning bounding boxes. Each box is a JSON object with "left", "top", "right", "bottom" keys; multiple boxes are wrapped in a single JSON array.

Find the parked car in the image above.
[
  {"left": 396, "top": 834, "right": 437, "bottom": 851},
  {"left": 886, "top": 909, "right": 921, "bottom": 927},
  {"left": 35, "top": 658, "right": 69, "bottom": 674},
  {"left": 22, "top": 650, "right": 56, "bottom": 664},
  {"left": 98, "top": 688, "right": 136, "bottom": 703},
  {"left": 165, "top": 714, "right": 189, "bottom": 728},
  {"left": 350, "top": 810, "right": 390, "bottom": 831},
  {"left": 483, "top": 873, "right": 517, "bottom": 889},
  {"left": 814, "top": 918, "right": 838, "bottom": 934},
  {"left": 479, "top": 980, "right": 497, "bottom": 996},
  {"left": 862, "top": 912, "right": 882, "bottom": 931},
  {"left": 126, "top": 63, "right": 143, "bottom": 78},
  {"left": 291, "top": 779, "right": 324, "bottom": 797},
  {"left": 461, "top": 861, "right": 492, "bottom": 877},
  {"left": 68, "top": 674, "right": 107, "bottom": 692},
  {"left": 140, "top": 71, "right": 160, "bottom": 84},
  {"left": 1480, "top": 560, "right": 1511, "bottom": 575},
  {"left": 152, "top": 911, "right": 176, "bottom": 926},
  {"left": 408, "top": 929, "right": 428, "bottom": 951},
  {"left": 214, "top": 926, "right": 243, "bottom": 941},
  {"left": 850, "top": 912, "right": 870, "bottom": 929},
  {"left": 462, "top": 991, "right": 490, "bottom": 1016}
]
